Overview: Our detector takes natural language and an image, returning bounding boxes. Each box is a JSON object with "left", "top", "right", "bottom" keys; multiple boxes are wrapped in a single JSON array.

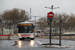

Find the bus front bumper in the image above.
[{"left": 18, "top": 35, "right": 35, "bottom": 39}]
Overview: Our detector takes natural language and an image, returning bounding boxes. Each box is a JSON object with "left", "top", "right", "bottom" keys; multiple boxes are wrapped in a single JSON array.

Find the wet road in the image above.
[{"left": 0, "top": 39, "right": 75, "bottom": 50}]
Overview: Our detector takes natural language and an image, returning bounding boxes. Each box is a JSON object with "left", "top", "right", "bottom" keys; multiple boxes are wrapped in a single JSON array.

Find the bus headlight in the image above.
[
  {"left": 31, "top": 34, "right": 34, "bottom": 36},
  {"left": 18, "top": 34, "right": 21, "bottom": 36}
]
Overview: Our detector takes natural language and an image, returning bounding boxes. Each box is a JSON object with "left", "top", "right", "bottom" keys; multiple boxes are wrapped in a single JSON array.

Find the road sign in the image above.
[{"left": 48, "top": 12, "right": 54, "bottom": 18}]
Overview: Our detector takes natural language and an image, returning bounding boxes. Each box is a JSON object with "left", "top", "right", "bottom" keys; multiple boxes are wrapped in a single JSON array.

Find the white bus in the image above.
[{"left": 17, "top": 21, "right": 35, "bottom": 40}]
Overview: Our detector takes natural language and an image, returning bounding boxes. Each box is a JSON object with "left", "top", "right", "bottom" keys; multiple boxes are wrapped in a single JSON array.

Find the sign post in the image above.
[
  {"left": 42, "top": 5, "right": 60, "bottom": 46},
  {"left": 48, "top": 12, "right": 54, "bottom": 45}
]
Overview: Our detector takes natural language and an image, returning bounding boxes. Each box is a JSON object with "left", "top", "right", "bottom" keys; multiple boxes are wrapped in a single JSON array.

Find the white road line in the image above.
[{"left": 35, "top": 41, "right": 43, "bottom": 44}]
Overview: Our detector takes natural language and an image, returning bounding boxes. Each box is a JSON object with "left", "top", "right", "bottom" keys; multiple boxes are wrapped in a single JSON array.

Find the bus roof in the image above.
[{"left": 18, "top": 21, "right": 35, "bottom": 25}]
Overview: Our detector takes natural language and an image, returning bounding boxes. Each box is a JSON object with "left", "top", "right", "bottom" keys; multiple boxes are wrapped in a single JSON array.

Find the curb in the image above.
[{"left": 43, "top": 45, "right": 74, "bottom": 48}]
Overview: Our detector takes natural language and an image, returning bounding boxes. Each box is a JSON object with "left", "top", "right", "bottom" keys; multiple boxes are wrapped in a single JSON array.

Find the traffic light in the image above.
[
  {"left": 47, "top": 16, "right": 54, "bottom": 22},
  {"left": 47, "top": 16, "right": 54, "bottom": 25},
  {"left": 53, "top": 29, "right": 56, "bottom": 32},
  {"left": 47, "top": 16, "right": 50, "bottom": 21},
  {"left": 48, "top": 22, "right": 50, "bottom": 25}
]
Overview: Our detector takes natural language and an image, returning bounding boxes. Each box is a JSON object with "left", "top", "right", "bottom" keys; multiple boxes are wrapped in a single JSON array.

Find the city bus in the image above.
[{"left": 17, "top": 21, "right": 35, "bottom": 40}]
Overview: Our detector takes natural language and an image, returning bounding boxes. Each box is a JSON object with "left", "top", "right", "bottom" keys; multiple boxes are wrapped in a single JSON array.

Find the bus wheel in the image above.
[
  {"left": 19, "top": 38, "right": 22, "bottom": 40},
  {"left": 31, "top": 38, "right": 34, "bottom": 40}
]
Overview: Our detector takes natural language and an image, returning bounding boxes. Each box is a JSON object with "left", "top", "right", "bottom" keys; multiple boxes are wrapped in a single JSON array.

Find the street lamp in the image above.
[
  {"left": 33, "top": 16, "right": 40, "bottom": 31},
  {"left": 45, "top": 5, "right": 60, "bottom": 11},
  {"left": 30, "top": 8, "right": 31, "bottom": 21},
  {"left": 45, "top": 5, "right": 60, "bottom": 46}
]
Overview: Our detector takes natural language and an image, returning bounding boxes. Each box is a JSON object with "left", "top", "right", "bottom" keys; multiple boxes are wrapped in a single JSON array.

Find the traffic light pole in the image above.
[
  {"left": 45, "top": 5, "right": 60, "bottom": 46},
  {"left": 42, "top": 5, "right": 61, "bottom": 46},
  {"left": 49, "top": 5, "right": 53, "bottom": 46},
  {"left": 59, "top": 19, "right": 62, "bottom": 46},
  {"left": 50, "top": 18, "right": 52, "bottom": 45}
]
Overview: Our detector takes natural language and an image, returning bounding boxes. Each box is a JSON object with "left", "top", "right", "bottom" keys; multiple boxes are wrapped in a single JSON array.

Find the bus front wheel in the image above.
[
  {"left": 19, "top": 38, "right": 22, "bottom": 40},
  {"left": 31, "top": 38, "right": 34, "bottom": 40}
]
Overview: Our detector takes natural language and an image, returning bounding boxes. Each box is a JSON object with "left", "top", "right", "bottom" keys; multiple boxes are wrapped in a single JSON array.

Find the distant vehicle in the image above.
[
  {"left": 44, "top": 28, "right": 58, "bottom": 36},
  {"left": 62, "top": 32, "right": 75, "bottom": 36},
  {"left": 35, "top": 33, "right": 38, "bottom": 37},
  {"left": 36, "top": 30, "right": 44, "bottom": 36},
  {"left": 17, "top": 21, "right": 35, "bottom": 40}
]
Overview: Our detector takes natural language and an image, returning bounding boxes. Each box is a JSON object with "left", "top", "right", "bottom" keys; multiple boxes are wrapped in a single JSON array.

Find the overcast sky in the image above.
[{"left": 0, "top": 0, "right": 75, "bottom": 20}]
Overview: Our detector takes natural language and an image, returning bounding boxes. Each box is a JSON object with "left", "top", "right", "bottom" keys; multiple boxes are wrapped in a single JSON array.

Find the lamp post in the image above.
[
  {"left": 33, "top": 16, "right": 40, "bottom": 31},
  {"left": 59, "top": 19, "right": 62, "bottom": 46},
  {"left": 45, "top": 5, "right": 59, "bottom": 12},
  {"left": 45, "top": 5, "right": 59, "bottom": 46},
  {"left": 59, "top": 15, "right": 63, "bottom": 46},
  {"left": 30, "top": 8, "right": 31, "bottom": 21}
]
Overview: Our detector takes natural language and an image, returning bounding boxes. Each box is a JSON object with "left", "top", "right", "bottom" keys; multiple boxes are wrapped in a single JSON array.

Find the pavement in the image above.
[{"left": 35, "top": 39, "right": 75, "bottom": 49}]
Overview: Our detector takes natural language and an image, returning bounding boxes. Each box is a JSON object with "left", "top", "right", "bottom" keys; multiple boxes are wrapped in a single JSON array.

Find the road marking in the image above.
[{"left": 35, "top": 41, "right": 43, "bottom": 44}]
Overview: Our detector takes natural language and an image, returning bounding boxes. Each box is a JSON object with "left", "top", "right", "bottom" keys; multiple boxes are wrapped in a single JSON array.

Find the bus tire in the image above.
[
  {"left": 19, "top": 38, "right": 22, "bottom": 40},
  {"left": 31, "top": 38, "right": 34, "bottom": 40}
]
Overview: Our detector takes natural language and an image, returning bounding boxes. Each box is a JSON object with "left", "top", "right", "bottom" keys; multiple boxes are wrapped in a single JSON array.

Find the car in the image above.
[
  {"left": 36, "top": 30, "right": 44, "bottom": 36},
  {"left": 35, "top": 33, "right": 38, "bottom": 37}
]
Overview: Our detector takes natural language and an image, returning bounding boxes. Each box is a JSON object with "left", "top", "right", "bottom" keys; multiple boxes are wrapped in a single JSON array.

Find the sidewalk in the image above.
[
  {"left": 35, "top": 39, "right": 75, "bottom": 49},
  {"left": 0, "top": 35, "right": 18, "bottom": 40}
]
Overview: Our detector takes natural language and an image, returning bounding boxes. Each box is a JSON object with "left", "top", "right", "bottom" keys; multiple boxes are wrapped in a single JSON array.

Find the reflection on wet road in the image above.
[
  {"left": 30, "top": 40, "right": 35, "bottom": 47},
  {"left": 17, "top": 40, "right": 35, "bottom": 48},
  {"left": 18, "top": 40, "right": 22, "bottom": 48}
]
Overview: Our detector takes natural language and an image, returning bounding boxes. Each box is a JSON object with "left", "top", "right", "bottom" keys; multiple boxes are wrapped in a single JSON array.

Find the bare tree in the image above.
[
  {"left": 37, "top": 17, "right": 48, "bottom": 30},
  {"left": 1, "top": 8, "right": 29, "bottom": 29}
]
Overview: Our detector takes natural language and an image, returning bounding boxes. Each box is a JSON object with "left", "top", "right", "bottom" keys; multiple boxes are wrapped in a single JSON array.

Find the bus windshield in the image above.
[{"left": 18, "top": 25, "right": 34, "bottom": 33}]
